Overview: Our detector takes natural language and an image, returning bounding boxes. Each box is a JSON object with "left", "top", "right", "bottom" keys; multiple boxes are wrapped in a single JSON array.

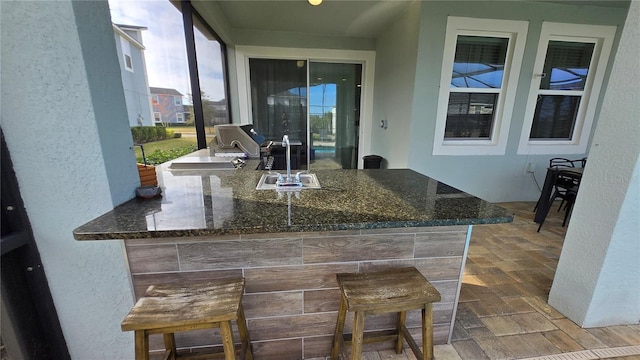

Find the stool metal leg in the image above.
[
  {"left": 220, "top": 320, "right": 236, "bottom": 360},
  {"left": 351, "top": 311, "right": 365, "bottom": 359},
  {"left": 396, "top": 311, "right": 406, "bottom": 354},
  {"left": 134, "top": 330, "right": 150, "bottom": 360},
  {"left": 423, "top": 303, "right": 434, "bottom": 360},
  {"left": 331, "top": 295, "right": 348, "bottom": 360}
]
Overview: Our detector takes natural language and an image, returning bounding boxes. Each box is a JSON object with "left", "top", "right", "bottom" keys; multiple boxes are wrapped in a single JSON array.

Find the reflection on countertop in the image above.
[{"left": 73, "top": 163, "right": 513, "bottom": 240}]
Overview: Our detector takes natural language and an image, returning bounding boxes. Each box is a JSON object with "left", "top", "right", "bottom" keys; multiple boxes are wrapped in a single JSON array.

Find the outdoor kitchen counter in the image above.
[
  {"left": 73, "top": 165, "right": 512, "bottom": 240},
  {"left": 73, "top": 164, "right": 513, "bottom": 358}
]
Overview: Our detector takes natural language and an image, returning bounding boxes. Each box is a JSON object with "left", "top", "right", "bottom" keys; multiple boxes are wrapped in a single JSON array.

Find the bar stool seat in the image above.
[
  {"left": 331, "top": 267, "right": 441, "bottom": 360},
  {"left": 121, "top": 278, "right": 253, "bottom": 360}
]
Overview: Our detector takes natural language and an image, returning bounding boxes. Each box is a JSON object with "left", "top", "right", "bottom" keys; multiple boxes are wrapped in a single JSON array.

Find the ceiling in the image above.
[
  {"left": 205, "top": 0, "right": 630, "bottom": 40},
  {"left": 211, "top": 0, "right": 415, "bottom": 38}
]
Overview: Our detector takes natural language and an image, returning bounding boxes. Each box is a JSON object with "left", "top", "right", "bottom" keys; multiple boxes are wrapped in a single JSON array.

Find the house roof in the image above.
[
  {"left": 112, "top": 23, "right": 146, "bottom": 50},
  {"left": 150, "top": 87, "right": 183, "bottom": 96}
]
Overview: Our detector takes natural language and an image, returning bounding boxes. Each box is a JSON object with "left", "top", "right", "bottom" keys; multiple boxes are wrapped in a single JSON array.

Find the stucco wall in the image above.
[
  {"left": 1, "top": 1, "right": 135, "bottom": 358},
  {"left": 549, "top": 0, "right": 640, "bottom": 327},
  {"left": 396, "top": 1, "right": 628, "bottom": 202},
  {"left": 370, "top": 1, "right": 421, "bottom": 169}
]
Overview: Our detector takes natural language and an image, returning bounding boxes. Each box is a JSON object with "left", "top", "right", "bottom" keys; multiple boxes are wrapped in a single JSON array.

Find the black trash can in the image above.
[{"left": 363, "top": 155, "right": 383, "bottom": 169}]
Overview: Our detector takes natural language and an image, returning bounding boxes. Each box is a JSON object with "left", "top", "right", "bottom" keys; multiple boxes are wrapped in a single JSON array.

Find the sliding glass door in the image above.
[
  {"left": 309, "top": 62, "right": 362, "bottom": 170},
  {"left": 249, "top": 59, "right": 362, "bottom": 170}
]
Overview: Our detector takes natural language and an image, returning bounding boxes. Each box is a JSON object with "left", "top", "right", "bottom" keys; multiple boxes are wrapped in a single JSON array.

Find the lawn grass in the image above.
[{"left": 134, "top": 138, "right": 198, "bottom": 163}]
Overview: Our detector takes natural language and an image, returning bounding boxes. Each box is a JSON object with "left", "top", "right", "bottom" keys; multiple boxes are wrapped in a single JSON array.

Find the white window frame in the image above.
[
  {"left": 517, "top": 22, "right": 616, "bottom": 155},
  {"left": 174, "top": 96, "right": 182, "bottom": 106},
  {"left": 433, "top": 17, "right": 528, "bottom": 156},
  {"left": 153, "top": 112, "right": 162, "bottom": 123},
  {"left": 120, "top": 36, "right": 133, "bottom": 72},
  {"left": 152, "top": 94, "right": 159, "bottom": 104},
  {"left": 176, "top": 113, "right": 185, "bottom": 123}
]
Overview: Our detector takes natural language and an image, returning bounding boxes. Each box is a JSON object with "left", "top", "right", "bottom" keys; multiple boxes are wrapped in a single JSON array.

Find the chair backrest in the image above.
[
  {"left": 549, "top": 158, "right": 575, "bottom": 169},
  {"left": 549, "top": 157, "right": 587, "bottom": 169}
]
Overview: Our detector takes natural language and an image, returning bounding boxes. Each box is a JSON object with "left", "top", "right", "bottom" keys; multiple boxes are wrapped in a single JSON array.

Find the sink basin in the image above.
[{"left": 256, "top": 173, "right": 321, "bottom": 190}]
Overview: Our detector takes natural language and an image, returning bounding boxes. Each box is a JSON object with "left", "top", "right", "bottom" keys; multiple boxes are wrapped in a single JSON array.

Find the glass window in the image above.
[
  {"left": 191, "top": 11, "right": 231, "bottom": 145},
  {"left": 444, "top": 36, "right": 508, "bottom": 140},
  {"left": 540, "top": 41, "right": 594, "bottom": 91},
  {"left": 433, "top": 17, "right": 528, "bottom": 155},
  {"left": 529, "top": 41, "right": 593, "bottom": 140},
  {"left": 109, "top": 0, "right": 232, "bottom": 164},
  {"left": 451, "top": 36, "right": 507, "bottom": 90},
  {"left": 518, "top": 23, "right": 616, "bottom": 154}
]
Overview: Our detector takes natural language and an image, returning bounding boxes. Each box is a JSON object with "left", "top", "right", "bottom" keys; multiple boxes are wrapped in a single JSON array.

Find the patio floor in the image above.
[{"left": 322, "top": 201, "right": 640, "bottom": 360}]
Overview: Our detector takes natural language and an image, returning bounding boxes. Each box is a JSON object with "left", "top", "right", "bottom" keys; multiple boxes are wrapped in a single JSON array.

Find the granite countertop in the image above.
[{"left": 73, "top": 161, "right": 513, "bottom": 240}]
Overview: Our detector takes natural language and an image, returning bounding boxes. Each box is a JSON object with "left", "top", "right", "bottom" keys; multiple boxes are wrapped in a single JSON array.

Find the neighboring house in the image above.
[
  {"left": 113, "top": 23, "right": 154, "bottom": 127},
  {"left": 203, "top": 98, "right": 229, "bottom": 126},
  {"left": 1, "top": 1, "right": 637, "bottom": 359},
  {"left": 149, "top": 87, "right": 186, "bottom": 125}
]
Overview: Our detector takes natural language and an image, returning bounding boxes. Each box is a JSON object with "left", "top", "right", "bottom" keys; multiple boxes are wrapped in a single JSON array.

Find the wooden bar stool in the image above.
[
  {"left": 331, "top": 267, "right": 441, "bottom": 360},
  {"left": 121, "top": 278, "right": 253, "bottom": 360}
]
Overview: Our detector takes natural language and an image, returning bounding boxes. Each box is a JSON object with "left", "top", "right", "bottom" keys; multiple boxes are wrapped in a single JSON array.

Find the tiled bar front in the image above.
[{"left": 124, "top": 225, "right": 470, "bottom": 359}]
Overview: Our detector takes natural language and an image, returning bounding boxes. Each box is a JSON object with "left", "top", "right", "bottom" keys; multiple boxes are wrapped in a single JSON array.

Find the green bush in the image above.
[
  {"left": 131, "top": 126, "right": 173, "bottom": 143},
  {"left": 145, "top": 146, "right": 197, "bottom": 165}
]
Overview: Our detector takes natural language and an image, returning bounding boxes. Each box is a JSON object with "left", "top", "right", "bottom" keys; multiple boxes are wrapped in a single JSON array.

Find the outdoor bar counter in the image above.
[{"left": 74, "top": 163, "right": 513, "bottom": 359}]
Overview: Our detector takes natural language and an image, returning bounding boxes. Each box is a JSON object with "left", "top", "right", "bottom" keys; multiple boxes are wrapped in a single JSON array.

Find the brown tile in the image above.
[
  {"left": 244, "top": 263, "right": 357, "bottom": 293},
  {"left": 586, "top": 327, "right": 635, "bottom": 347},
  {"left": 475, "top": 272, "right": 518, "bottom": 288},
  {"left": 451, "top": 339, "right": 489, "bottom": 360},
  {"left": 451, "top": 321, "right": 471, "bottom": 341},
  {"left": 489, "top": 283, "right": 525, "bottom": 298},
  {"left": 251, "top": 338, "right": 302, "bottom": 360},
  {"left": 542, "top": 329, "right": 585, "bottom": 352},
  {"left": 414, "top": 231, "right": 467, "bottom": 258},
  {"left": 242, "top": 291, "right": 302, "bottom": 319},
  {"left": 606, "top": 325, "right": 640, "bottom": 345},
  {"left": 473, "top": 291, "right": 519, "bottom": 316},
  {"left": 303, "top": 233, "right": 414, "bottom": 263},
  {"left": 553, "top": 318, "right": 608, "bottom": 349},
  {"left": 502, "top": 297, "right": 536, "bottom": 314},
  {"left": 127, "top": 244, "right": 179, "bottom": 273},
  {"left": 499, "top": 333, "right": 561, "bottom": 358},
  {"left": 481, "top": 315, "right": 525, "bottom": 336},
  {"left": 521, "top": 296, "right": 565, "bottom": 320},
  {"left": 455, "top": 302, "right": 486, "bottom": 329},
  {"left": 304, "top": 288, "right": 341, "bottom": 313},
  {"left": 178, "top": 238, "right": 302, "bottom": 270},
  {"left": 473, "top": 335, "right": 516, "bottom": 359},
  {"left": 248, "top": 313, "right": 336, "bottom": 341},
  {"left": 302, "top": 335, "right": 334, "bottom": 359},
  {"left": 467, "top": 326, "right": 496, "bottom": 339},
  {"left": 511, "top": 312, "right": 558, "bottom": 333}
]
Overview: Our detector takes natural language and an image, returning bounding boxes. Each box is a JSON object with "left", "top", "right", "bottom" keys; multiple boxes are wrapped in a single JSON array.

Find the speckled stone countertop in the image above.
[{"left": 73, "top": 161, "right": 513, "bottom": 240}]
